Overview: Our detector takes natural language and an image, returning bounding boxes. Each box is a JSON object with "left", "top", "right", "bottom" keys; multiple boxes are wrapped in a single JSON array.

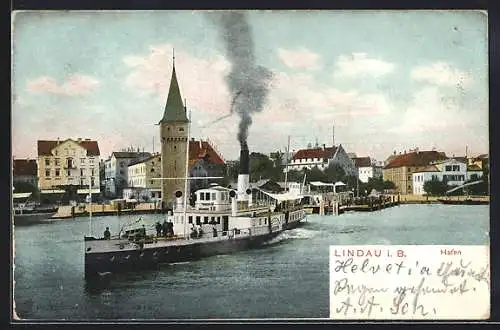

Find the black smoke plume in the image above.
[{"left": 209, "top": 12, "right": 273, "bottom": 146}]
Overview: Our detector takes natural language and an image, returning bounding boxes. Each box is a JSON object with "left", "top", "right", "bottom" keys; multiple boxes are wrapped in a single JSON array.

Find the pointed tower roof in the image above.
[{"left": 159, "top": 62, "right": 189, "bottom": 124}]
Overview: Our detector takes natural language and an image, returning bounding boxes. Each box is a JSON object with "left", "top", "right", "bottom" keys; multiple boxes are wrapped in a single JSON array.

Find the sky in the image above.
[{"left": 11, "top": 10, "right": 489, "bottom": 162}]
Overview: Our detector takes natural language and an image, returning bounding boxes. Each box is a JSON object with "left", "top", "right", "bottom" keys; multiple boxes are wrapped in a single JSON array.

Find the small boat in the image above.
[{"left": 437, "top": 198, "right": 489, "bottom": 205}]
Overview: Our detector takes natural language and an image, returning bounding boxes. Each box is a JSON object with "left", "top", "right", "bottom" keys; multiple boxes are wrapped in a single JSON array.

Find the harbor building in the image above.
[
  {"left": 286, "top": 144, "right": 357, "bottom": 177},
  {"left": 383, "top": 149, "right": 448, "bottom": 194},
  {"left": 37, "top": 138, "right": 101, "bottom": 202},
  {"left": 188, "top": 138, "right": 226, "bottom": 192},
  {"left": 104, "top": 150, "right": 151, "bottom": 198},
  {"left": 159, "top": 60, "right": 190, "bottom": 208},
  {"left": 124, "top": 153, "right": 162, "bottom": 201},
  {"left": 13, "top": 159, "right": 38, "bottom": 190},
  {"left": 412, "top": 158, "right": 484, "bottom": 195},
  {"left": 350, "top": 156, "right": 383, "bottom": 183}
]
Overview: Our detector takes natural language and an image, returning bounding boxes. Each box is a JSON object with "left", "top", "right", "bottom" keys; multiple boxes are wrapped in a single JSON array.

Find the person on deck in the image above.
[
  {"left": 168, "top": 220, "right": 174, "bottom": 237},
  {"left": 103, "top": 227, "right": 111, "bottom": 240},
  {"left": 197, "top": 224, "right": 203, "bottom": 238},
  {"left": 155, "top": 221, "right": 162, "bottom": 237},
  {"left": 162, "top": 220, "right": 168, "bottom": 237}
]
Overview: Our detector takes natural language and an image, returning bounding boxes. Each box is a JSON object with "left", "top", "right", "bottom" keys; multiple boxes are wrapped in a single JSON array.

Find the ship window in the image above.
[
  {"left": 200, "top": 193, "right": 205, "bottom": 201},
  {"left": 204, "top": 216, "right": 209, "bottom": 224},
  {"left": 196, "top": 216, "right": 201, "bottom": 225},
  {"left": 212, "top": 193, "right": 216, "bottom": 200},
  {"left": 217, "top": 216, "right": 220, "bottom": 224},
  {"left": 188, "top": 216, "right": 193, "bottom": 224}
]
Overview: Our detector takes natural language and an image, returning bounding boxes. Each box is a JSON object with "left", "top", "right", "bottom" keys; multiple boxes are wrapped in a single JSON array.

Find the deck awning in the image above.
[
  {"left": 40, "top": 189, "right": 65, "bottom": 194},
  {"left": 13, "top": 192, "right": 32, "bottom": 199},
  {"left": 257, "top": 189, "right": 304, "bottom": 202},
  {"left": 77, "top": 188, "right": 101, "bottom": 194}
]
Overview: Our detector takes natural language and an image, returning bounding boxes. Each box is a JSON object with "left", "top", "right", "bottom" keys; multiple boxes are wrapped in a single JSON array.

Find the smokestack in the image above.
[
  {"left": 239, "top": 142, "right": 249, "bottom": 175},
  {"left": 237, "top": 142, "right": 250, "bottom": 205}
]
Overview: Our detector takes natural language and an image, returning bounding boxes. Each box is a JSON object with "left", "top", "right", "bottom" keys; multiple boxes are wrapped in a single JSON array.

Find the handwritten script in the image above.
[{"left": 329, "top": 245, "right": 489, "bottom": 319}]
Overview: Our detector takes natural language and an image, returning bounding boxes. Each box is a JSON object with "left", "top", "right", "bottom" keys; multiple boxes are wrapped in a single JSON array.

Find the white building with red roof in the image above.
[
  {"left": 286, "top": 144, "right": 357, "bottom": 177},
  {"left": 412, "top": 157, "right": 484, "bottom": 195},
  {"left": 37, "top": 138, "right": 101, "bottom": 192}
]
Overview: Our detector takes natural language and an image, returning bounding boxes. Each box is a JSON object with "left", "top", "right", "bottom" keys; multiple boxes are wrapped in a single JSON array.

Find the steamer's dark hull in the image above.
[{"left": 84, "top": 231, "right": 283, "bottom": 278}]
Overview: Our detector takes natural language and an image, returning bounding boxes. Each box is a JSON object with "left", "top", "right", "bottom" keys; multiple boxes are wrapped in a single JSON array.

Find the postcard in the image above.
[{"left": 11, "top": 10, "right": 489, "bottom": 321}]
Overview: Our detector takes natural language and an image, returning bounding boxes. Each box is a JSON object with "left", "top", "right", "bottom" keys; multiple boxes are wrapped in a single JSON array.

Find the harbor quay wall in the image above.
[{"left": 52, "top": 202, "right": 164, "bottom": 219}]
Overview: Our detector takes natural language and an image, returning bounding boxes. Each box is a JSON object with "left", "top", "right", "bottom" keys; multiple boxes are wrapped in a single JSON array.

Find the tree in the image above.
[
  {"left": 324, "top": 163, "right": 346, "bottom": 183},
  {"left": 305, "top": 166, "right": 327, "bottom": 182},
  {"left": 249, "top": 152, "right": 275, "bottom": 182},
  {"left": 286, "top": 169, "right": 303, "bottom": 183},
  {"left": 423, "top": 177, "right": 449, "bottom": 196}
]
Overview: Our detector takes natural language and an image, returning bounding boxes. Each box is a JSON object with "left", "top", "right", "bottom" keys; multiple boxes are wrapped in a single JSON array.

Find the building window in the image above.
[
  {"left": 200, "top": 193, "right": 204, "bottom": 201},
  {"left": 204, "top": 216, "right": 209, "bottom": 224},
  {"left": 45, "top": 169, "right": 50, "bottom": 177},
  {"left": 80, "top": 169, "right": 84, "bottom": 176},
  {"left": 445, "top": 165, "right": 452, "bottom": 171},
  {"left": 45, "top": 159, "right": 50, "bottom": 166},
  {"left": 151, "top": 168, "right": 154, "bottom": 172},
  {"left": 120, "top": 161, "right": 124, "bottom": 167},
  {"left": 89, "top": 158, "right": 94, "bottom": 164},
  {"left": 55, "top": 158, "right": 60, "bottom": 166},
  {"left": 217, "top": 216, "right": 221, "bottom": 224},
  {"left": 452, "top": 165, "right": 459, "bottom": 171},
  {"left": 81, "top": 158, "right": 85, "bottom": 164},
  {"left": 196, "top": 216, "right": 201, "bottom": 225},
  {"left": 179, "top": 128, "right": 184, "bottom": 132},
  {"left": 205, "top": 192, "right": 210, "bottom": 200},
  {"left": 211, "top": 193, "right": 216, "bottom": 200},
  {"left": 188, "top": 216, "right": 193, "bottom": 224},
  {"left": 67, "top": 170, "right": 71, "bottom": 176}
]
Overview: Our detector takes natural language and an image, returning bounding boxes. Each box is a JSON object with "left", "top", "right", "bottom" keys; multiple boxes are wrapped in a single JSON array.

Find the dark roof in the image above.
[
  {"left": 189, "top": 140, "right": 225, "bottom": 165},
  {"left": 112, "top": 151, "right": 151, "bottom": 159},
  {"left": 13, "top": 159, "right": 37, "bottom": 176},
  {"left": 291, "top": 146, "right": 337, "bottom": 161},
  {"left": 158, "top": 65, "right": 189, "bottom": 124},
  {"left": 128, "top": 154, "right": 160, "bottom": 167},
  {"left": 384, "top": 151, "right": 448, "bottom": 169},
  {"left": 37, "top": 139, "right": 100, "bottom": 156},
  {"left": 351, "top": 157, "right": 371, "bottom": 168}
]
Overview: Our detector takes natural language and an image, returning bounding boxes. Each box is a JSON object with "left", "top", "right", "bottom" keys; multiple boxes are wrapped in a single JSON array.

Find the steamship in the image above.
[{"left": 83, "top": 143, "right": 307, "bottom": 278}]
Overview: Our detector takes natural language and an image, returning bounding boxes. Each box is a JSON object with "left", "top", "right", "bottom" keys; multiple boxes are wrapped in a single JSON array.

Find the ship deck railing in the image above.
[{"left": 108, "top": 227, "right": 263, "bottom": 249}]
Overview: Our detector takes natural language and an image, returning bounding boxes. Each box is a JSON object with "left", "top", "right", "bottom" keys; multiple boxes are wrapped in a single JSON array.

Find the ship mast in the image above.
[
  {"left": 182, "top": 109, "right": 191, "bottom": 239},
  {"left": 284, "top": 135, "right": 290, "bottom": 192},
  {"left": 88, "top": 171, "right": 92, "bottom": 236}
]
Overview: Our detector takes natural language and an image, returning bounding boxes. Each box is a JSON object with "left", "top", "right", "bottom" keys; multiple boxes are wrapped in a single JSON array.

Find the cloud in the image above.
[
  {"left": 391, "top": 86, "right": 477, "bottom": 134},
  {"left": 123, "top": 44, "right": 232, "bottom": 116},
  {"left": 411, "top": 61, "right": 473, "bottom": 89},
  {"left": 26, "top": 74, "right": 100, "bottom": 96},
  {"left": 334, "top": 53, "right": 395, "bottom": 78},
  {"left": 277, "top": 47, "right": 320, "bottom": 70}
]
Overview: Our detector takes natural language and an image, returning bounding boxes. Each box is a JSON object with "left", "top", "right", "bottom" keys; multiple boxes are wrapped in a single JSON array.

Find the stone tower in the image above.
[{"left": 159, "top": 59, "right": 189, "bottom": 208}]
